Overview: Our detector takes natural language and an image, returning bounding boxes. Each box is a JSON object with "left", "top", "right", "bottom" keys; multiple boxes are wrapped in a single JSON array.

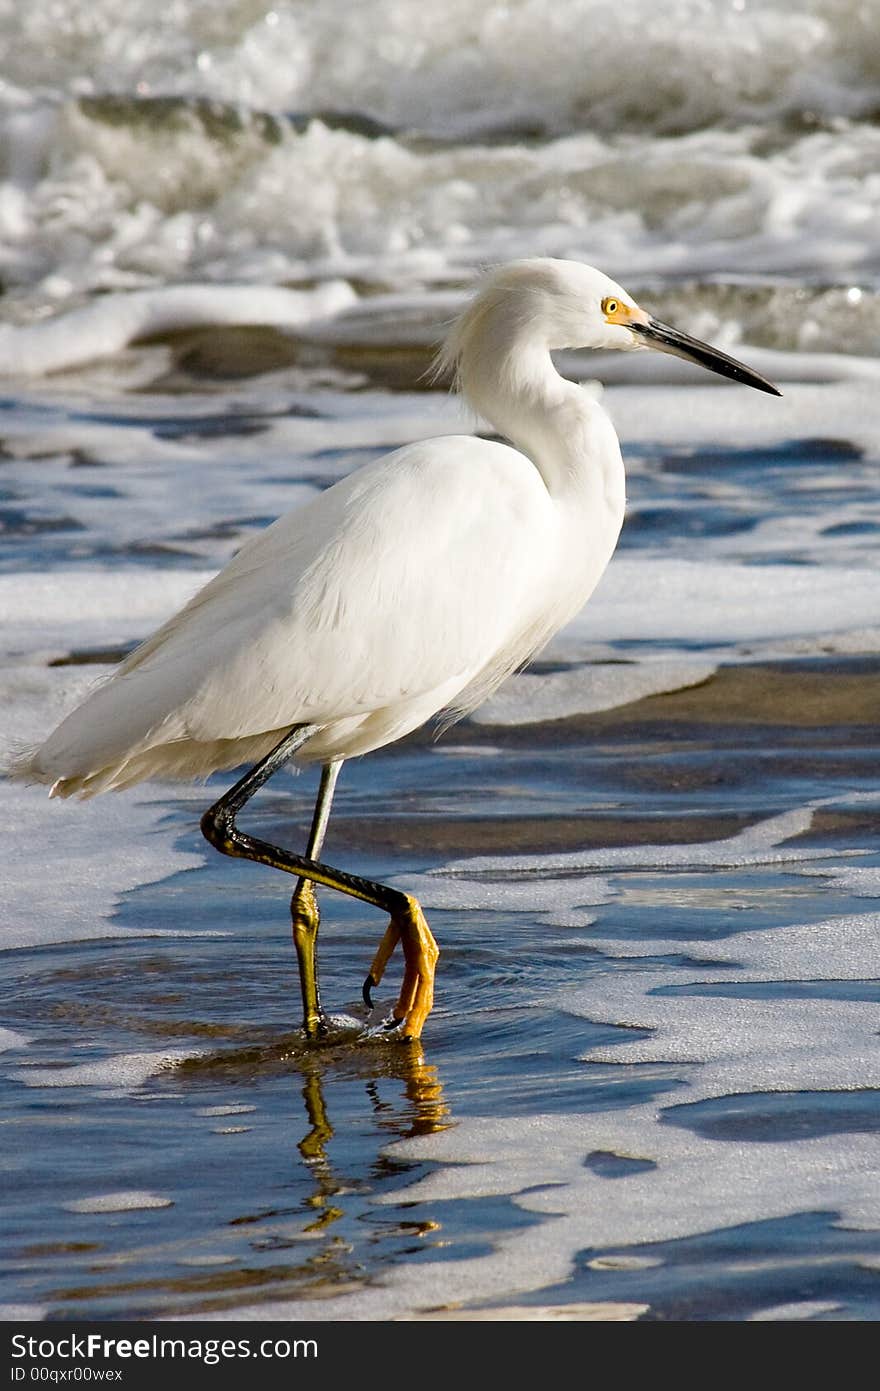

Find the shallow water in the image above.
[{"left": 4, "top": 568, "right": 880, "bottom": 1318}]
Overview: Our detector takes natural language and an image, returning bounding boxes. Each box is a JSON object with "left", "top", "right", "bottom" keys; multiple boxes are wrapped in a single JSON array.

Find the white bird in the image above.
[{"left": 16, "top": 259, "right": 780, "bottom": 1040}]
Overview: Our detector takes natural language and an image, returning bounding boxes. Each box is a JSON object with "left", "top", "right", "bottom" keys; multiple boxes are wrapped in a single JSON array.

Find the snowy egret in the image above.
[{"left": 17, "top": 259, "right": 779, "bottom": 1039}]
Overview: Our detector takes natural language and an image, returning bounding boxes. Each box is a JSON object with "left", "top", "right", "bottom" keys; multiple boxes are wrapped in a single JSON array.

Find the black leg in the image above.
[{"left": 200, "top": 726, "right": 439, "bottom": 1039}]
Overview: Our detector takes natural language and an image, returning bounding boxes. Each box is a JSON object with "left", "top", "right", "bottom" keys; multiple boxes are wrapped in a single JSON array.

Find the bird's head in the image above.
[{"left": 441, "top": 258, "right": 780, "bottom": 397}]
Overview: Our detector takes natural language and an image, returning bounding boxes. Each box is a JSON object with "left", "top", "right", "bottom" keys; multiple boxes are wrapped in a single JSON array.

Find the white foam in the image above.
[
  {"left": 587, "top": 1254, "right": 662, "bottom": 1271},
  {"left": 567, "top": 556, "right": 880, "bottom": 651},
  {"left": 1, "top": 562, "right": 209, "bottom": 957},
  {"left": 175, "top": 1254, "right": 236, "bottom": 1267},
  {"left": 582, "top": 908, "right": 880, "bottom": 980},
  {"left": 0, "top": 282, "right": 356, "bottom": 376},
  {"left": 399, "top": 868, "right": 611, "bottom": 930},
  {"left": 5, "top": 553, "right": 876, "bottom": 688},
  {"left": 0, "top": 567, "right": 204, "bottom": 661},
  {"left": 1, "top": 782, "right": 203, "bottom": 951},
  {"left": 607, "top": 378, "right": 880, "bottom": 457},
  {"left": 194, "top": 1104, "right": 257, "bottom": 1117},
  {"left": 474, "top": 658, "right": 717, "bottom": 724},
  {"left": 63, "top": 1190, "right": 174, "bottom": 1213},
  {"left": 429, "top": 806, "right": 820, "bottom": 881},
  {"left": 800, "top": 865, "right": 880, "bottom": 899},
  {"left": 577, "top": 344, "right": 880, "bottom": 389},
  {"left": 1, "top": 2, "right": 875, "bottom": 138},
  {"left": 1, "top": 1, "right": 878, "bottom": 343},
  {"left": 405, "top": 1301, "right": 647, "bottom": 1321},
  {"left": 0, "top": 1304, "right": 49, "bottom": 1320},
  {"left": 209, "top": 1116, "right": 880, "bottom": 1320},
  {"left": 10, "top": 1048, "right": 195, "bottom": 1090},
  {"left": 573, "top": 929, "right": 880, "bottom": 1098},
  {"left": 749, "top": 1301, "right": 841, "bottom": 1322}
]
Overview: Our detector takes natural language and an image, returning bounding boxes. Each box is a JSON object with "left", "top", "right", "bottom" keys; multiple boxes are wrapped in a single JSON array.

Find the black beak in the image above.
[{"left": 629, "top": 317, "right": 782, "bottom": 396}]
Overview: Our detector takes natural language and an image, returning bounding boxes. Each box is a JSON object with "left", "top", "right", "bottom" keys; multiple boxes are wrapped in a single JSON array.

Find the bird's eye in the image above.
[{"left": 602, "top": 297, "right": 619, "bottom": 316}]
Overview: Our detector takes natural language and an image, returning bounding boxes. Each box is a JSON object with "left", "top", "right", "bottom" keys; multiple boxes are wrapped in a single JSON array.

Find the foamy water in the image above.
[
  {"left": 4, "top": 364, "right": 878, "bottom": 1318},
  {"left": 195, "top": 799, "right": 880, "bottom": 1321},
  {"left": 0, "top": 0, "right": 877, "bottom": 352}
]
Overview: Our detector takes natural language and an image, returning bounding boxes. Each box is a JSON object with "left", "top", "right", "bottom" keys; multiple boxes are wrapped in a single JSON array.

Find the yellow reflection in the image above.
[{"left": 294, "top": 1041, "right": 450, "bottom": 1234}]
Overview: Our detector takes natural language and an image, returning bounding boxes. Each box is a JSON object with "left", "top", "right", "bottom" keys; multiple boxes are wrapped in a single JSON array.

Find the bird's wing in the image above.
[
  {"left": 40, "top": 436, "right": 561, "bottom": 772},
  {"left": 174, "top": 434, "right": 560, "bottom": 740}
]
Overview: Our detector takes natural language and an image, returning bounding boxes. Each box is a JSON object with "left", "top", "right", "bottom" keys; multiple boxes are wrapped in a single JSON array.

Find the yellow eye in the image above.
[{"left": 602, "top": 296, "right": 619, "bottom": 316}]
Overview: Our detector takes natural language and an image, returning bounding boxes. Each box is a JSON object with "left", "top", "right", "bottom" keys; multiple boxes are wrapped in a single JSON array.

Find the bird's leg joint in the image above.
[
  {"left": 200, "top": 802, "right": 238, "bottom": 857},
  {"left": 291, "top": 879, "right": 320, "bottom": 935}
]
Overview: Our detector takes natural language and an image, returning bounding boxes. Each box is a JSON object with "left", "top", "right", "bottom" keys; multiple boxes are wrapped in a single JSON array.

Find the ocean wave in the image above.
[
  {"left": 0, "top": 2, "right": 878, "bottom": 324},
  {"left": 1, "top": 278, "right": 877, "bottom": 380},
  {"left": 2, "top": 0, "right": 878, "bottom": 137},
  {"left": 0, "top": 280, "right": 354, "bottom": 374}
]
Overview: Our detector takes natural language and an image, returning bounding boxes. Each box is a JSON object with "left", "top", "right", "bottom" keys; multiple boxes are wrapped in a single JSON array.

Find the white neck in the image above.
[{"left": 458, "top": 334, "right": 623, "bottom": 502}]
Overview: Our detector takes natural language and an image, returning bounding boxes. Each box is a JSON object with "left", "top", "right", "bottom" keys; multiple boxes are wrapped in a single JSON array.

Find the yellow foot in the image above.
[{"left": 363, "top": 895, "right": 438, "bottom": 1040}]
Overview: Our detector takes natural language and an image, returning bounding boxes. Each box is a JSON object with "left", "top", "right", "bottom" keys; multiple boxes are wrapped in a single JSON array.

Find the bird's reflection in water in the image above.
[
  {"left": 294, "top": 1041, "right": 449, "bottom": 1240},
  {"left": 31, "top": 1038, "right": 451, "bottom": 1317}
]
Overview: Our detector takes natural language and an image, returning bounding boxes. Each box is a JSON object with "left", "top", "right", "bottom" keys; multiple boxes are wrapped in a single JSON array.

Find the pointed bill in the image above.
[{"left": 628, "top": 316, "right": 782, "bottom": 396}]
